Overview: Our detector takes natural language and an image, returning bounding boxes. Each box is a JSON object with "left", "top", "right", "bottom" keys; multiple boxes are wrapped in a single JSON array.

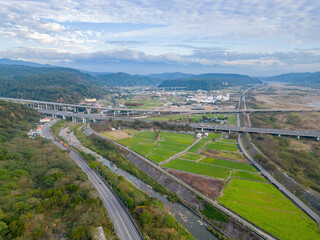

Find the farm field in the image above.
[
  {"left": 218, "top": 179, "right": 320, "bottom": 240},
  {"left": 148, "top": 114, "right": 237, "bottom": 125},
  {"left": 205, "top": 141, "right": 239, "bottom": 152},
  {"left": 178, "top": 152, "right": 203, "bottom": 161},
  {"left": 200, "top": 157, "right": 257, "bottom": 172},
  {"left": 100, "top": 129, "right": 129, "bottom": 140},
  {"left": 116, "top": 131, "right": 196, "bottom": 163},
  {"left": 231, "top": 171, "right": 266, "bottom": 182},
  {"left": 162, "top": 159, "right": 231, "bottom": 179},
  {"left": 187, "top": 140, "right": 207, "bottom": 153}
]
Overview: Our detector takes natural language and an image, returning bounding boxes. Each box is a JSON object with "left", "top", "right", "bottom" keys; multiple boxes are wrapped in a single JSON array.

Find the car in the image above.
[{"left": 99, "top": 181, "right": 102, "bottom": 185}]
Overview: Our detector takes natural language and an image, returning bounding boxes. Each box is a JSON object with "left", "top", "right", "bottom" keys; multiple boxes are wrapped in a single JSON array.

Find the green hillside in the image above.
[
  {"left": 95, "top": 72, "right": 161, "bottom": 86},
  {"left": 159, "top": 73, "right": 261, "bottom": 90},
  {"left": 0, "top": 65, "right": 105, "bottom": 103},
  {"left": 0, "top": 101, "right": 117, "bottom": 239}
]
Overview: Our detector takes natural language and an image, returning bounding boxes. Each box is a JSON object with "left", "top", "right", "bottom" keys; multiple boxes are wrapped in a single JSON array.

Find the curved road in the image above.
[{"left": 42, "top": 121, "right": 143, "bottom": 240}]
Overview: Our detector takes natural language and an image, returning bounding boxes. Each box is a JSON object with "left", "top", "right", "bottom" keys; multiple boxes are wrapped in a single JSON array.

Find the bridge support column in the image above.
[
  {"left": 278, "top": 134, "right": 281, "bottom": 137},
  {"left": 82, "top": 118, "right": 86, "bottom": 123},
  {"left": 113, "top": 111, "right": 116, "bottom": 117},
  {"left": 93, "top": 119, "right": 97, "bottom": 123},
  {"left": 127, "top": 111, "right": 129, "bottom": 116},
  {"left": 201, "top": 128, "right": 203, "bottom": 132},
  {"left": 62, "top": 115, "right": 66, "bottom": 120},
  {"left": 72, "top": 117, "right": 76, "bottom": 122},
  {"left": 86, "top": 108, "right": 91, "bottom": 114},
  {"left": 158, "top": 111, "right": 160, "bottom": 115},
  {"left": 317, "top": 137, "right": 319, "bottom": 141},
  {"left": 297, "top": 135, "right": 300, "bottom": 139}
]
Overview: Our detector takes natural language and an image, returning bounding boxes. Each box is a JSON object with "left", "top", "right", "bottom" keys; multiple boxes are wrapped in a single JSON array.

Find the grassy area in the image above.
[
  {"left": 205, "top": 133, "right": 222, "bottom": 140},
  {"left": 147, "top": 153, "right": 168, "bottom": 164},
  {"left": 162, "top": 159, "right": 231, "bottom": 179},
  {"left": 231, "top": 171, "right": 267, "bottom": 182},
  {"left": 201, "top": 148, "right": 246, "bottom": 162},
  {"left": 205, "top": 142, "right": 239, "bottom": 152},
  {"left": 218, "top": 179, "right": 320, "bottom": 240},
  {"left": 179, "top": 153, "right": 203, "bottom": 161},
  {"left": 187, "top": 140, "right": 207, "bottom": 153},
  {"left": 200, "top": 157, "right": 257, "bottom": 172},
  {"left": 130, "top": 143, "right": 156, "bottom": 155}
]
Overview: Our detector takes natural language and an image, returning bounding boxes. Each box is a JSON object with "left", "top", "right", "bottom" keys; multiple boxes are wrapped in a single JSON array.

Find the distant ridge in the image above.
[
  {"left": 0, "top": 58, "right": 53, "bottom": 68},
  {"left": 263, "top": 72, "right": 320, "bottom": 85},
  {"left": 159, "top": 73, "right": 262, "bottom": 90},
  {"left": 0, "top": 64, "right": 104, "bottom": 103},
  {"left": 148, "top": 72, "right": 195, "bottom": 80},
  {"left": 95, "top": 72, "right": 162, "bottom": 86}
]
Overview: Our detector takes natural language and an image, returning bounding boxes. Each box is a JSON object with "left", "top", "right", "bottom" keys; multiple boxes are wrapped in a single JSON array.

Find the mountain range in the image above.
[{"left": 0, "top": 58, "right": 318, "bottom": 102}]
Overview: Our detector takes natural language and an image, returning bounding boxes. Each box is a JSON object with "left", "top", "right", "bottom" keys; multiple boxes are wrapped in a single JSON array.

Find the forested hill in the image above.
[
  {"left": 159, "top": 73, "right": 262, "bottom": 90},
  {"left": 0, "top": 101, "right": 39, "bottom": 142},
  {"left": 0, "top": 101, "right": 117, "bottom": 239},
  {"left": 0, "top": 65, "right": 105, "bottom": 103},
  {"left": 95, "top": 72, "right": 162, "bottom": 86},
  {"left": 263, "top": 71, "right": 320, "bottom": 85}
]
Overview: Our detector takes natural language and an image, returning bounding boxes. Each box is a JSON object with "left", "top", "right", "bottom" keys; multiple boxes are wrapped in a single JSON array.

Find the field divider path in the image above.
[
  {"left": 86, "top": 124, "right": 278, "bottom": 240},
  {"left": 159, "top": 137, "right": 203, "bottom": 165},
  {"left": 196, "top": 156, "right": 205, "bottom": 162}
]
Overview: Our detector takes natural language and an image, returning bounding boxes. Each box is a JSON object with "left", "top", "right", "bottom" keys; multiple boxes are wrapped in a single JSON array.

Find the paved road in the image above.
[
  {"left": 85, "top": 124, "right": 277, "bottom": 240},
  {"left": 1, "top": 96, "right": 319, "bottom": 114},
  {"left": 42, "top": 122, "right": 143, "bottom": 240},
  {"left": 38, "top": 109, "right": 320, "bottom": 139}
]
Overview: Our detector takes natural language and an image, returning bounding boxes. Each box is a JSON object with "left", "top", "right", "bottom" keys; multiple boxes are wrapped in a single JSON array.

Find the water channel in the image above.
[{"left": 60, "top": 127, "right": 217, "bottom": 240}]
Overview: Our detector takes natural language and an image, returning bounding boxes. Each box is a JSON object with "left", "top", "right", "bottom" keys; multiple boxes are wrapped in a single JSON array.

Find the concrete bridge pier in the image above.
[
  {"left": 113, "top": 111, "right": 116, "bottom": 117},
  {"left": 278, "top": 134, "right": 281, "bottom": 137},
  {"left": 127, "top": 111, "right": 130, "bottom": 116},
  {"left": 82, "top": 117, "right": 86, "bottom": 123},
  {"left": 317, "top": 137, "right": 319, "bottom": 141},
  {"left": 86, "top": 108, "right": 91, "bottom": 114},
  {"left": 62, "top": 115, "right": 66, "bottom": 120},
  {"left": 297, "top": 135, "right": 300, "bottom": 139},
  {"left": 72, "top": 117, "right": 77, "bottom": 122},
  {"left": 93, "top": 119, "right": 97, "bottom": 123}
]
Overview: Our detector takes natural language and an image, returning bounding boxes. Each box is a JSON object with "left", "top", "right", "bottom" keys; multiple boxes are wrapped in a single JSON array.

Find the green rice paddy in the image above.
[{"left": 218, "top": 179, "right": 320, "bottom": 240}]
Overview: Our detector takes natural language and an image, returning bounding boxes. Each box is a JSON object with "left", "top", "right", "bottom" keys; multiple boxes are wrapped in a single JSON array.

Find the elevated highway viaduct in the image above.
[
  {"left": 1, "top": 97, "right": 319, "bottom": 116},
  {"left": 37, "top": 109, "right": 320, "bottom": 141}
]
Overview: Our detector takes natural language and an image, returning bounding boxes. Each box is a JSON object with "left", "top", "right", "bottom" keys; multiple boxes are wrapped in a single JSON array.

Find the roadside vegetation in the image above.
[
  {"left": 50, "top": 119, "right": 67, "bottom": 138},
  {"left": 0, "top": 101, "right": 117, "bottom": 240},
  {"left": 72, "top": 125, "right": 195, "bottom": 239}
]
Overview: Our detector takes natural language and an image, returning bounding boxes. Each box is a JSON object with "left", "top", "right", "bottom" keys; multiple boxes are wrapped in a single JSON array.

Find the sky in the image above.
[{"left": 0, "top": 0, "right": 319, "bottom": 75}]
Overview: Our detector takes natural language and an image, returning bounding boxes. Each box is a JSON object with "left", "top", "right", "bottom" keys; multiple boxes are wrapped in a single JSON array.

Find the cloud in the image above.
[{"left": 1, "top": 46, "right": 319, "bottom": 70}]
